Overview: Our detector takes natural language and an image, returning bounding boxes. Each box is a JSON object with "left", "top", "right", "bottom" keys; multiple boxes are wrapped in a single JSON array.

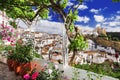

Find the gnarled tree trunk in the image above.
[{"left": 69, "top": 49, "right": 77, "bottom": 65}]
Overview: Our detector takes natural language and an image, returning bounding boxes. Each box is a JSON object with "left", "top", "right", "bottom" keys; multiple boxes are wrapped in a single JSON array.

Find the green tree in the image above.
[
  {"left": 0, "top": 0, "right": 88, "bottom": 64},
  {"left": 0, "top": 0, "right": 50, "bottom": 27},
  {"left": 69, "top": 34, "right": 88, "bottom": 64}
]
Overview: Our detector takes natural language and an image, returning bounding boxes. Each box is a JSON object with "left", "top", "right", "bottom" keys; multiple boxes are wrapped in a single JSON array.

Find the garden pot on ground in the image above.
[
  {"left": 14, "top": 61, "right": 20, "bottom": 75},
  {"left": 19, "top": 62, "right": 32, "bottom": 77},
  {"left": 7, "top": 59, "right": 15, "bottom": 71}
]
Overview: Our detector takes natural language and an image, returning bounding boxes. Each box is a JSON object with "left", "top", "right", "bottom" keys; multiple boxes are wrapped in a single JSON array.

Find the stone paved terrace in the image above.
[
  {"left": 0, "top": 62, "right": 23, "bottom": 80},
  {"left": 0, "top": 55, "right": 119, "bottom": 80}
]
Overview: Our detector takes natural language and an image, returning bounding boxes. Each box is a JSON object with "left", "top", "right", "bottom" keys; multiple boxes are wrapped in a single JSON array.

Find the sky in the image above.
[
  {"left": 39, "top": 0, "right": 120, "bottom": 34},
  {"left": 0, "top": 0, "right": 120, "bottom": 34},
  {"left": 47, "top": 0, "right": 120, "bottom": 33}
]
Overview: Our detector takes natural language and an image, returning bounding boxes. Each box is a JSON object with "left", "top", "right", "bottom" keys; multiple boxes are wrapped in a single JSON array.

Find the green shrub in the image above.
[{"left": 73, "top": 62, "right": 120, "bottom": 78}]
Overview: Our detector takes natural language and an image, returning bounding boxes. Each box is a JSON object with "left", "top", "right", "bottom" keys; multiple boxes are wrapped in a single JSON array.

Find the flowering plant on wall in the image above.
[
  {"left": 0, "top": 23, "right": 18, "bottom": 46},
  {"left": 23, "top": 62, "right": 70, "bottom": 80}
]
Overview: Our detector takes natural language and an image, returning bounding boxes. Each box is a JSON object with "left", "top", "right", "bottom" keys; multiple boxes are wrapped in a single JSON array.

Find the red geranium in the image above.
[{"left": 31, "top": 72, "right": 39, "bottom": 80}]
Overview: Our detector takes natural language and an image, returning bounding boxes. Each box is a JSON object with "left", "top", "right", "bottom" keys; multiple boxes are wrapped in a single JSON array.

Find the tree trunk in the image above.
[{"left": 69, "top": 49, "right": 77, "bottom": 65}]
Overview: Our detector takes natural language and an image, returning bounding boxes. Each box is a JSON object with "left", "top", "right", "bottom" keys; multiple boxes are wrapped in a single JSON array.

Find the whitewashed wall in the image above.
[{"left": 35, "top": 59, "right": 119, "bottom": 80}]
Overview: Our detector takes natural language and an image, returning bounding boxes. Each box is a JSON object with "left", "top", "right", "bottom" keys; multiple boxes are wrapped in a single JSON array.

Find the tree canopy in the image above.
[
  {"left": 0, "top": 0, "right": 87, "bottom": 41},
  {"left": 0, "top": 0, "right": 88, "bottom": 64}
]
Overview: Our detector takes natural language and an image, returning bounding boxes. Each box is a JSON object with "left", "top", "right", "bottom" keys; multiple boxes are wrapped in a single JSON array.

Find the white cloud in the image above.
[
  {"left": 103, "top": 21, "right": 120, "bottom": 27},
  {"left": 103, "top": 7, "right": 108, "bottom": 10},
  {"left": 90, "top": 7, "right": 107, "bottom": 14},
  {"left": 90, "top": 8, "right": 100, "bottom": 14},
  {"left": 101, "top": 15, "right": 120, "bottom": 32},
  {"left": 94, "top": 15, "right": 105, "bottom": 22},
  {"left": 48, "top": 15, "right": 52, "bottom": 20},
  {"left": 117, "top": 11, "right": 120, "bottom": 14},
  {"left": 37, "top": 21, "right": 63, "bottom": 34},
  {"left": 106, "top": 15, "right": 120, "bottom": 21},
  {"left": 18, "top": 20, "right": 64, "bottom": 34},
  {"left": 75, "top": 25, "right": 93, "bottom": 31},
  {"left": 102, "top": 15, "right": 120, "bottom": 27},
  {"left": 77, "top": 16, "right": 90, "bottom": 23},
  {"left": 107, "top": 16, "right": 115, "bottom": 20},
  {"left": 95, "top": 24, "right": 102, "bottom": 27},
  {"left": 109, "top": 22, "right": 120, "bottom": 27},
  {"left": 80, "top": 26, "right": 93, "bottom": 31},
  {"left": 67, "top": 2, "right": 74, "bottom": 6},
  {"left": 115, "top": 16, "right": 120, "bottom": 21},
  {"left": 106, "top": 27, "right": 120, "bottom": 32},
  {"left": 17, "top": 18, "right": 92, "bottom": 34},
  {"left": 77, "top": 4, "right": 88, "bottom": 10}
]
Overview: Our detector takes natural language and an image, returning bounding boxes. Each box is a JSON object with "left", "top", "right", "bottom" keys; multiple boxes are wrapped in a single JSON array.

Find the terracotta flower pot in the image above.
[
  {"left": 7, "top": 59, "right": 14, "bottom": 71},
  {"left": 14, "top": 61, "right": 20, "bottom": 75},
  {"left": 19, "top": 62, "right": 32, "bottom": 77}
]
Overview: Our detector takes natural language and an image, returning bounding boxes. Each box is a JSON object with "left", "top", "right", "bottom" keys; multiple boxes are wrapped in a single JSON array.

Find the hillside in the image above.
[{"left": 107, "top": 32, "right": 120, "bottom": 40}]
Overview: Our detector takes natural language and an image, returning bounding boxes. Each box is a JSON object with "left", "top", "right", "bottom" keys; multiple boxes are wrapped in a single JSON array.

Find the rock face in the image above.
[
  {"left": 0, "top": 62, "right": 22, "bottom": 80},
  {"left": 93, "top": 38, "right": 120, "bottom": 52}
]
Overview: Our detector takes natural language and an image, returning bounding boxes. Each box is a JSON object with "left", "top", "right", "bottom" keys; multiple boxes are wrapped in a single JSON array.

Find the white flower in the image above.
[
  {"left": 48, "top": 69, "right": 53, "bottom": 74},
  {"left": 54, "top": 65, "right": 58, "bottom": 69}
]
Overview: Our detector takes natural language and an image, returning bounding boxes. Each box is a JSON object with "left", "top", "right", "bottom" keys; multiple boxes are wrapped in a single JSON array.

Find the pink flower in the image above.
[
  {"left": 11, "top": 36, "right": 14, "bottom": 39},
  {"left": 10, "top": 40, "right": 14, "bottom": 43},
  {"left": 2, "top": 37, "right": 6, "bottom": 40},
  {"left": 0, "top": 24, "right": 4, "bottom": 27},
  {"left": 23, "top": 74, "right": 30, "bottom": 80},
  {"left": 5, "top": 26, "right": 10, "bottom": 29},
  {"left": 11, "top": 43, "right": 15, "bottom": 46},
  {"left": 10, "top": 28, "right": 14, "bottom": 32},
  {"left": 31, "top": 72, "right": 39, "bottom": 80},
  {"left": 7, "top": 37, "right": 11, "bottom": 42},
  {"left": 1, "top": 30, "right": 5, "bottom": 35}
]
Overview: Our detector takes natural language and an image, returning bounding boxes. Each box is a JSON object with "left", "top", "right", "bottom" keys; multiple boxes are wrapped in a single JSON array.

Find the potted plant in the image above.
[
  {"left": 6, "top": 46, "right": 16, "bottom": 71},
  {"left": 4, "top": 45, "right": 14, "bottom": 54},
  {"left": 7, "top": 53, "right": 16, "bottom": 71},
  {"left": 14, "top": 39, "right": 34, "bottom": 76}
]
